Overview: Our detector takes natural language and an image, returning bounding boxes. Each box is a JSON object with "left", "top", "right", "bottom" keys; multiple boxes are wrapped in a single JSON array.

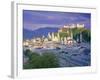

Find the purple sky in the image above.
[{"left": 23, "top": 10, "right": 91, "bottom": 31}]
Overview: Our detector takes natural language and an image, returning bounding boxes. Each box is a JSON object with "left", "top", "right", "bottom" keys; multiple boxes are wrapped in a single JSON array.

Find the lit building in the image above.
[
  {"left": 63, "top": 25, "right": 69, "bottom": 28},
  {"left": 66, "top": 37, "right": 74, "bottom": 45},
  {"left": 23, "top": 40, "right": 32, "bottom": 47},
  {"left": 70, "top": 24, "right": 76, "bottom": 28},
  {"left": 58, "top": 27, "right": 68, "bottom": 32},
  {"left": 44, "top": 38, "right": 48, "bottom": 42},
  {"left": 42, "top": 41, "right": 56, "bottom": 49},
  {"left": 77, "top": 24, "right": 84, "bottom": 28},
  {"left": 31, "top": 38, "right": 36, "bottom": 43},
  {"left": 23, "top": 41, "right": 29, "bottom": 46}
]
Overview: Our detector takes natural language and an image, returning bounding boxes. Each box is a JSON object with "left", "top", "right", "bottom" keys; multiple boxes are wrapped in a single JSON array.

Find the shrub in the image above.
[{"left": 23, "top": 51, "right": 59, "bottom": 69}]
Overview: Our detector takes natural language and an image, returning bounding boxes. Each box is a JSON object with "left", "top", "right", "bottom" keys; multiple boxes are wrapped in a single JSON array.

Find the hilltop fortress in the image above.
[
  {"left": 47, "top": 23, "right": 84, "bottom": 44},
  {"left": 58, "top": 24, "right": 84, "bottom": 32}
]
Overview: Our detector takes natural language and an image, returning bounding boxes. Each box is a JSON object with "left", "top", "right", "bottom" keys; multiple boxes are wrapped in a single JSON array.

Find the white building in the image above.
[
  {"left": 77, "top": 24, "right": 84, "bottom": 28},
  {"left": 61, "top": 23, "right": 84, "bottom": 29},
  {"left": 70, "top": 24, "right": 76, "bottom": 28}
]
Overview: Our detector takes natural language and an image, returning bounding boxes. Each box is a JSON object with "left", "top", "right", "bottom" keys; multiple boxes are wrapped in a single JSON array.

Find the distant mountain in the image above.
[{"left": 23, "top": 27, "right": 59, "bottom": 40}]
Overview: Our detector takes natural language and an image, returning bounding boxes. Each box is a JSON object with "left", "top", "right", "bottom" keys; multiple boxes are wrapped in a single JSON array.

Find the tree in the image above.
[
  {"left": 24, "top": 49, "right": 32, "bottom": 58},
  {"left": 82, "top": 29, "right": 91, "bottom": 42},
  {"left": 41, "top": 53, "right": 59, "bottom": 68},
  {"left": 23, "top": 51, "right": 59, "bottom": 69}
]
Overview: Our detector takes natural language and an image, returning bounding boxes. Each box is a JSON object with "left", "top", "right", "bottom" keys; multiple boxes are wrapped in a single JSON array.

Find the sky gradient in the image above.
[{"left": 23, "top": 10, "right": 91, "bottom": 31}]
